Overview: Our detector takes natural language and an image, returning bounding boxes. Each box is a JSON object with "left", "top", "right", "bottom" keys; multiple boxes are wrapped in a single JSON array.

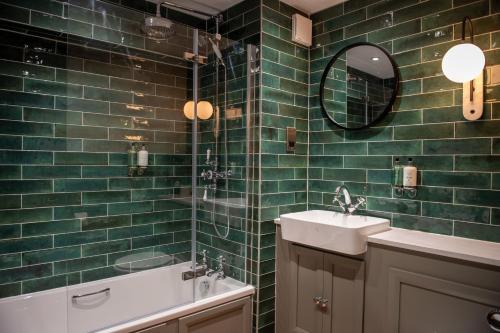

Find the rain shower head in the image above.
[{"left": 142, "top": 1, "right": 175, "bottom": 40}]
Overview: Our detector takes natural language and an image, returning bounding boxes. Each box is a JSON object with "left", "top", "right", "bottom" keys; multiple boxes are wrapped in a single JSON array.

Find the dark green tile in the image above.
[
  {"left": 454, "top": 222, "right": 500, "bottom": 242},
  {"left": 23, "top": 137, "right": 82, "bottom": 151},
  {"left": 422, "top": 202, "right": 490, "bottom": 223},
  {"left": 53, "top": 204, "right": 107, "bottom": 220},
  {"left": 54, "top": 179, "right": 107, "bottom": 192},
  {"left": 368, "top": 141, "right": 421, "bottom": 155},
  {"left": 0, "top": 263, "right": 52, "bottom": 284},
  {"left": 423, "top": 138, "right": 491, "bottom": 155},
  {"left": 367, "top": 197, "right": 421, "bottom": 215},
  {"left": 54, "top": 255, "right": 107, "bottom": 274},
  {"left": 456, "top": 120, "right": 500, "bottom": 138},
  {"left": 455, "top": 156, "right": 500, "bottom": 172},
  {"left": 24, "top": 107, "right": 82, "bottom": 125},
  {"left": 0, "top": 180, "right": 52, "bottom": 194},
  {"left": 83, "top": 190, "right": 131, "bottom": 204},
  {"left": 23, "top": 166, "right": 81, "bottom": 179},
  {"left": 54, "top": 230, "right": 107, "bottom": 247},
  {"left": 82, "top": 215, "right": 131, "bottom": 231},
  {"left": 22, "top": 246, "right": 81, "bottom": 265},
  {"left": 394, "top": 123, "right": 454, "bottom": 140},
  {"left": 82, "top": 239, "right": 131, "bottom": 256},
  {"left": 31, "top": 11, "right": 92, "bottom": 38},
  {"left": 54, "top": 152, "right": 108, "bottom": 165},
  {"left": 392, "top": 214, "right": 452, "bottom": 235},
  {"left": 0, "top": 120, "right": 53, "bottom": 136},
  {"left": 422, "top": 171, "right": 491, "bottom": 189},
  {"left": 455, "top": 189, "right": 500, "bottom": 208},
  {"left": 393, "top": 0, "right": 452, "bottom": 24},
  {"left": 22, "top": 193, "right": 81, "bottom": 208},
  {"left": 0, "top": 236, "right": 52, "bottom": 255},
  {"left": 25, "top": 79, "right": 82, "bottom": 98},
  {"left": 22, "top": 219, "right": 81, "bottom": 237}
]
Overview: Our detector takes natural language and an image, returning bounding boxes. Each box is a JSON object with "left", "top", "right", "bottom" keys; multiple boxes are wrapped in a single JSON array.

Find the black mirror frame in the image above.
[{"left": 319, "top": 42, "right": 400, "bottom": 131}]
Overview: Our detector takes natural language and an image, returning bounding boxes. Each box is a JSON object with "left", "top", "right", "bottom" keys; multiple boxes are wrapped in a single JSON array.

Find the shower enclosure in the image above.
[{"left": 0, "top": 0, "right": 257, "bottom": 330}]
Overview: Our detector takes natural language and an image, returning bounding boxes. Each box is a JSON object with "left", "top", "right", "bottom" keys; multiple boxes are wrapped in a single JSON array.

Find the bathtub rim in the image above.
[{"left": 94, "top": 284, "right": 255, "bottom": 333}]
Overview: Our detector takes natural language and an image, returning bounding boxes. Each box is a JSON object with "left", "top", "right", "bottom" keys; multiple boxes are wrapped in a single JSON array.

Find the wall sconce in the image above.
[
  {"left": 183, "top": 100, "right": 214, "bottom": 120},
  {"left": 441, "top": 16, "right": 485, "bottom": 120}
]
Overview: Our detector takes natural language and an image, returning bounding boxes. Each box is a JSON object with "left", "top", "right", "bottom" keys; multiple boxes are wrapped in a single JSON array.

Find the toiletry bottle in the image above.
[
  {"left": 403, "top": 158, "right": 417, "bottom": 188},
  {"left": 138, "top": 144, "right": 148, "bottom": 167},
  {"left": 128, "top": 143, "right": 137, "bottom": 176},
  {"left": 392, "top": 158, "right": 403, "bottom": 187}
]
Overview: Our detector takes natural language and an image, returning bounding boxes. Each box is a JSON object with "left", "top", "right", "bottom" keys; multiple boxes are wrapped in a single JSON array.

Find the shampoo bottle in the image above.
[
  {"left": 138, "top": 144, "right": 148, "bottom": 167},
  {"left": 392, "top": 158, "right": 403, "bottom": 187},
  {"left": 403, "top": 158, "right": 417, "bottom": 188}
]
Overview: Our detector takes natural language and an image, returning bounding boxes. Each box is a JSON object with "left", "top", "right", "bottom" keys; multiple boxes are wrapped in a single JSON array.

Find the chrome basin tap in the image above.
[{"left": 333, "top": 185, "right": 366, "bottom": 215}]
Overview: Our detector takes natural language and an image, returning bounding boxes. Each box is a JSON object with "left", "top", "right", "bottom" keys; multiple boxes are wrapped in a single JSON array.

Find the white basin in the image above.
[{"left": 280, "top": 210, "right": 390, "bottom": 255}]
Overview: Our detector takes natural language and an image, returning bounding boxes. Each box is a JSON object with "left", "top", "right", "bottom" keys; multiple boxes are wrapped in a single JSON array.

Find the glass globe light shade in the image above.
[
  {"left": 442, "top": 43, "right": 485, "bottom": 83},
  {"left": 183, "top": 101, "right": 195, "bottom": 120},
  {"left": 197, "top": 101, "right": 214, "bottom": 120}
]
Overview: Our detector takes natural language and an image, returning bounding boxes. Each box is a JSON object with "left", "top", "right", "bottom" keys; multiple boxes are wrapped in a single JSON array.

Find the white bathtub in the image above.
[{"left": 0, "top": 262, "right": 254, "bottom": 333}]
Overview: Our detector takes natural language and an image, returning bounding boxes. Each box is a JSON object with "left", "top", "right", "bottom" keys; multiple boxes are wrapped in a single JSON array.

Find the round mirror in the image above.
[{"left": 320, "top": 42, "right": 399, "bottom": 130}]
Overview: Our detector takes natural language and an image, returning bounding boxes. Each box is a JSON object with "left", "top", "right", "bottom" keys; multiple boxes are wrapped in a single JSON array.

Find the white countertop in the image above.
[
  {"left": 275, "top": 218, "right": 500, "bottom": 267},
  {"left": 367, "top": 228, "right": 500, "bottom": 267}
]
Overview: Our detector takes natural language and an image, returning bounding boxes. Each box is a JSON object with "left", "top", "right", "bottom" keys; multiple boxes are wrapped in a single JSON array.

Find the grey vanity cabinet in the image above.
[
  {"left": 364, "top": 245, "right": 500, "bottom": 333},
  {"left": 276, "top": 225, "right": 365, "bottom": 333}
]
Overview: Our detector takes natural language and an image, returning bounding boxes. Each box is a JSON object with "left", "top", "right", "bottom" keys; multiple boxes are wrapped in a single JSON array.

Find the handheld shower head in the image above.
[{"left": 209, "top": 37, "right": 225, "bottom": 66}]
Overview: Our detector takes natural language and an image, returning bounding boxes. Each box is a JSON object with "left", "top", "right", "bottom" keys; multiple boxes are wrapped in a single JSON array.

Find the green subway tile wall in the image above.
[
  {"left": 0, "top": 0, "right": 196, "bottom": 298},
  {"left": 310, "top": 0, "right": 500, "bottom": 242}
]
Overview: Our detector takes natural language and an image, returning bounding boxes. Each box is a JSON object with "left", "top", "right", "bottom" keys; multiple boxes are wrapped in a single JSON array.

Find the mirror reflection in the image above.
[{"left": 321, "top": 44, "right": 398, "bottom": 130}]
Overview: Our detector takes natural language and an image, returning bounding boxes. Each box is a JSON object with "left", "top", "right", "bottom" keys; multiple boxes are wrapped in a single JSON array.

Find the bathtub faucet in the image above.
[
  {"left": 181, "top": 250, "right": 209, "bottom": 281},
  {"left": 207, "top": 255, "right": 226, "bottom": 280}
]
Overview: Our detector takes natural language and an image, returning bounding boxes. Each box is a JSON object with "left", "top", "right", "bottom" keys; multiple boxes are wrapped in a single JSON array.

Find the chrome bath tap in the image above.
[
  {"left": 207, "top": 255, "right": 226, "bottom": 280},
  {"left": 332, "top": 185, "right": 366, "bottom": 215}
]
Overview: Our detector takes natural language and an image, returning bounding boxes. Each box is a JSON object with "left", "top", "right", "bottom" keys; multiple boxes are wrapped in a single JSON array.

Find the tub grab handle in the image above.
[{"left": 72, "top": 288, "right": 110, "bottom": 304}]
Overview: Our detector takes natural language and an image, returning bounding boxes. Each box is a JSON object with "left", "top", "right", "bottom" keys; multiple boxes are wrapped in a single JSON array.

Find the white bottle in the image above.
[
  {"left": 137, "top": 144, "right": 148, "bottom": 167},
  {"left": 403, "top": 158, "right": 417, "bottom": 188}
]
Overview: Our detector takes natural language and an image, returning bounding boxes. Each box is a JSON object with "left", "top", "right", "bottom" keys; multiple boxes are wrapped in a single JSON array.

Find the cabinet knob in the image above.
[
  {"left": 313, "top": 296, "right": 321, "bottom": 305},
  {"left": 320, "top": 298, "right": 328, "bottom": 308},
  {"left": 487, "top": 309, "right": 500, "bottom": 332}
]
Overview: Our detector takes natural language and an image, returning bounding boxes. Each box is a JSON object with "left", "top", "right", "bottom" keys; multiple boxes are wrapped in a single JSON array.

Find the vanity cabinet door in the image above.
[
  {"left": 322, "top": 253, "right": 364, "bottom": 333},
  {"left": 288, "top": 245, "right": 326, "bottom": 333},
  {"left": 134, "top": 321, "right": 177, "bottom": 333},
  {"left": 177, "top": 297, "right": 251, "bottom": 333}
]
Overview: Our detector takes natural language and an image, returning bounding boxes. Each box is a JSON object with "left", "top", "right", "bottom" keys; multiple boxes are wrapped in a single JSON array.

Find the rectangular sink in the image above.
[{"left": 280, "top": 210, "right": 390, "bottom": 255}]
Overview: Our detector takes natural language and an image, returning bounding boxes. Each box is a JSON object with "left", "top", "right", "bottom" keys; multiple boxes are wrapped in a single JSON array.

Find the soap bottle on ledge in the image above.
[
  {"left": 403, "top": 158, "right": 417, "bottom": 198},
  {"left": 128, "top": 143, "right": 137, "bottom": 177},
  {"left": 137, "top": 144, "right": 149, "bottom": 176}
]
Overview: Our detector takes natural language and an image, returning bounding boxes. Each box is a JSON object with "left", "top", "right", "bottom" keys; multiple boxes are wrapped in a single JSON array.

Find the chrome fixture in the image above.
[
  {"left": 332, "top": 185, "right": 366, "bottom": 215},
  {"left": 182, "top": 250, "right": 209, "bottom": 280},
  {"left": 142, "top": 1, "right": 175, "bottom": 40},
  {"left": 487, "top": 309, "right": 500, "bottom": 332},
  {"left": 72, "top": 287, "right": 110, "bottom": 304},
  {"left": 313, "top": 296, "right": 328, "bottom": 309},
  {"left": 207, "top": 255, "right": 226, "bottom": 280}
]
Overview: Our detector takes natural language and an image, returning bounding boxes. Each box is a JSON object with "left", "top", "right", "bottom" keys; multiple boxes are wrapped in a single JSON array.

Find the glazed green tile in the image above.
[
  {"left": 81, "top": 265, "right": 128, "bottom": 283},
  {"left": 66, "top": 5, "right": 121, "bottom": 30},
  {"left": 83, "top": 166, "right": 128, "bottom": 178},
  {"left": 423, "top": 171, "right": 491, "bottom": 189},
  {"left": 0, "top": 207, "right": 52, "bottom": 224},
  {"left": 393, "top": 0, "right": 451, "bottom": 24},
  {"left": 421, "top": 34, "right": 490, "bottom": 62},
  {"left": 324, "top": 142, "right": 367, "bottom": 155},
  {"left": 344, "top": 156, "right": 393, "bottom": 169},
  {"left": 22, "top": 219, "right": 81, "bottom": 237},
  {"left": 456, "top": 120, "right": 500, "bottom": 138},
  {"left": 22, "top": 246, "right": 81, "bottom": 266},
  {"left": 24, "top": 108, "right": 82, "bottom": 125},
  {"left": 132, "top": 233, "right": 173, "bottom": 249},
  {"left": 366, "top": 0, "right": 417, "bottom": 18},
  {"left": 54, "top": 230, "right": 107, "bottom": 247},
  {"left": 422, "top": 75, "right": 460, "bottom": 93},
  {"left": 397, "top": 155, "right": 454, "bottom": 171},
  {"left": 0, "top": 263, "right": 52, "bottom": 284},
  {"left": 55, "top": 125, "right": 107, "bottom": 140},
  {"left": 323, "top": 168, "right": 366, "bottom": 182},
  {"left": 54, "top": 204, "right": 107, "bottom": 220},
  {"left": 0, "top": 105, "right": 22, "bottom": 121},
  {"left": 393, "top": 26, "right": 453, "bottom": 53},
  {"left": 0, "top": 180, "right": 52, "bottom": 195},
  {"left": 0, "top": 135, "right": 21, "bottom": 150},
  {"left": 423, "top": 138, "right": 490, "bottom": 155},
  {"left": 422, "top": 106, "right": 463, "bottom": 123},
  {"left": 0, "top": 3, "right": 29, "bottom": 23},
  {"left": 54, "top": 152, "right": 108, "bottom": 165},
  {"left": 2, "top": 0, "right": 63, "bottom": 15},
  {"left": 55, "top": 69, "right": 108, "bottom": 89},
  {"left": 31, "top": 11, "right": 92, "bottom": 38},
  {"left": 0, "top": 120, "right": 53, "bottom": 136},
  {"left": 23, "top": 166, "right": 80, "bottom": 179},
  {"left": 392, "top": 214, "right": 452, "bottom": 235},
  {"left": 23, "top": 137, "right": 82, "bottom": 151},
  {"left": 0, "top": 283, "right": 20, "bottom": 298},
  {"left": 0, "top": 253, "right": 21, "bottom": 270},
  {"left": 379, "top": 110, "right": 422, "bottom": 126},
  {"left": 455, "top": 156, "right": 500, "bottom": 172},
  {"left": 55, "top": 97, "right": 109, "bottom": 114},
  {"left": 21, "top": 274, "right": 72, "bottom": 294},
  {"left": 311, "top": 3, "right": 342, "bottom": 22},
  {"left": 493, "top": 174, "right": 500, "bottom": 190},
  {"left": 368, "top": 141, "right": 421, "bottom": 156},
  {"left": 422, "top": 0, "right": 489, "bottom": 30},
  {"left": 455, "top": 189, "right": 500, "bottom": 208},
  {"left": 423, "top": 202, "right": 490, "bottom": 224},
  {"left": 54, "top": 179, "right": 107, "bottom": 192},
  {"left": 399, "top": 60, "right": 442, "bottom": 81},
  {"left": 84, "top": 86, "right": 132, "bottom": 104},
  {"left": 0, "top": 236, "right": 52, "bottom": 255},
  {"left": 394, "top": 123, "right": 453, "bottom": 140},
  {"left": 367, "top": 197, "right": 421, "bottom": 215},
  {"left": 82, "top": 215, "right": 131, "bottom": 231},
  {"left": 109, "top": 225, "right": 153, "bottom": 240},
  {"left": 0, "top": 74, "right": 22, "bottom": 91},
  {"left": 324, "top": 9, "right": 366, "bottom": 31},
  {"left": 0, "top": 224, "right": 21, "bottom": 239},
  {"left": 83, "top": 190, "right": 130, "bottom": 204},
  {"left": 345, "top": 127, "right": 393, "bottom": 142},
  {"left": 453, "top": 13, "right": 500, "bottom": 38},
  {"left": 25, "top": 79, "right": 83, "bottom": 98},
  {"left": 346, "top": 13, "right": 393, "bottom": 38},
  {"left": 454, "top": 222, "right": 500, "bottom": 242},
  {"left": 22, "top": 193, "right": 81, "bottom": 208},
  {"left": 93, "top": 26, "right": 144, "bottom": 49},
  {"left": 54, "top": 255, "right": 107, "bottom": 274}
]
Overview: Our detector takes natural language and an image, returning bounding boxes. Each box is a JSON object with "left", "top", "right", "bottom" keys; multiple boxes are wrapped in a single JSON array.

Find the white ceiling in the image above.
[
  {"left": 165, "top": 0, "right": 346, "bottom": 17},
  {"left": 348, "top": 45, "right": 394, "bottom": 79},
  {"left": 280, "top": 0, "right": 346, "bottom": 14}
]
